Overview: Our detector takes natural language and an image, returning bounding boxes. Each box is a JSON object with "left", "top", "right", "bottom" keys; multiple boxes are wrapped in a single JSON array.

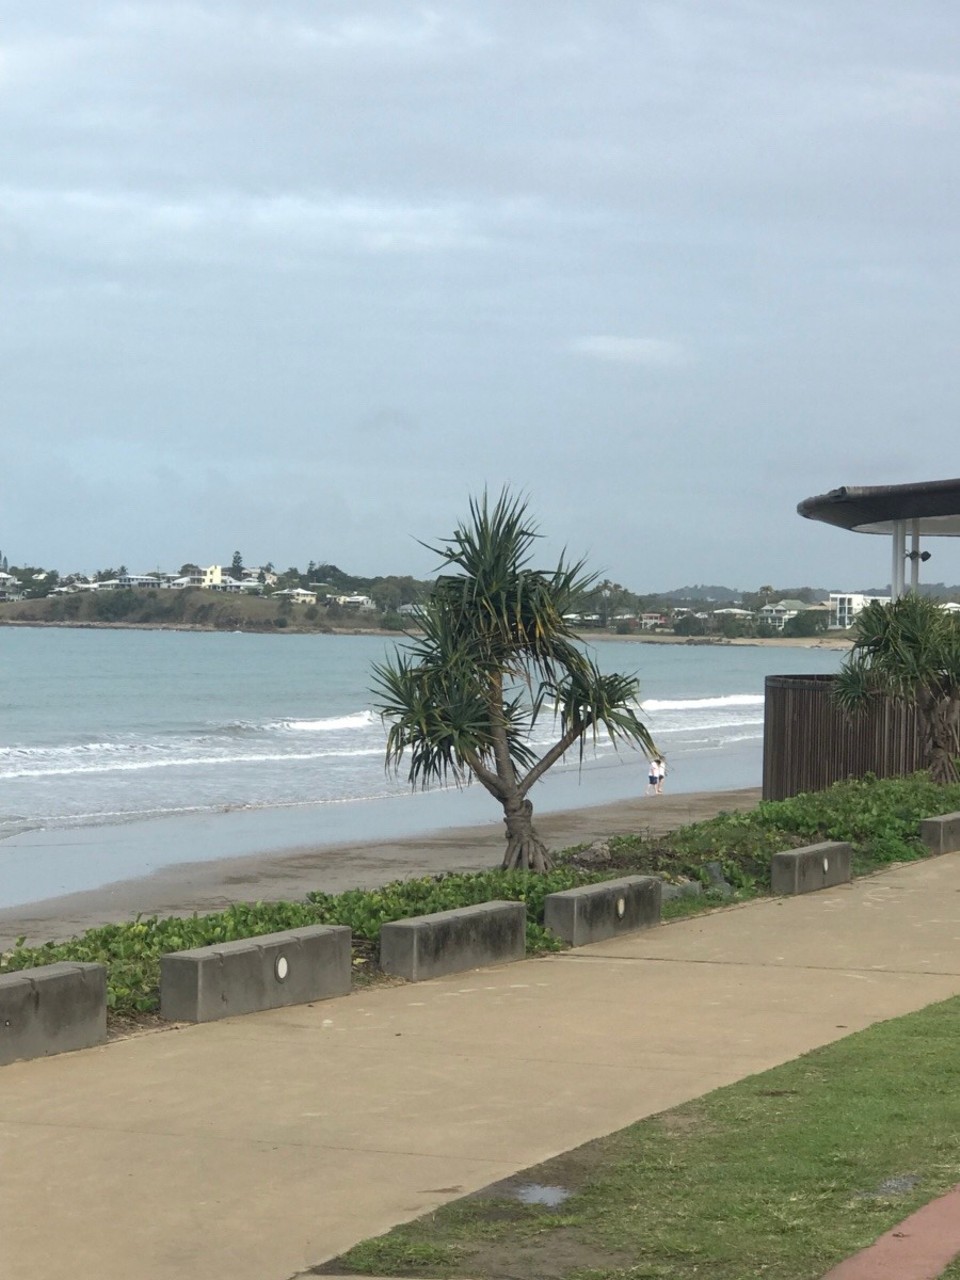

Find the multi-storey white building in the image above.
[{"left": 829, "top": 593, "right": 891, "bottom": 629}]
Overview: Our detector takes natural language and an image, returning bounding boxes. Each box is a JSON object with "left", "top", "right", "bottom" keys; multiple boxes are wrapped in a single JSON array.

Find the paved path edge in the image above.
[{"left": 820, "top": 1184, "right": 960, "bottom": 1279}]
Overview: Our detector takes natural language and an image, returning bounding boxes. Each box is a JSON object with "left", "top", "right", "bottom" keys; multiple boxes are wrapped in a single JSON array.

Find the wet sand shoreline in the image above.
[{"left": 0, "top": 786, "right": 760, "bottom": 947}]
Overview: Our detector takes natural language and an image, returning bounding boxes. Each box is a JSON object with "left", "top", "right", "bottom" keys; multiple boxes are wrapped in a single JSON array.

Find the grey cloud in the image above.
[
  {"left": 570, "top": 336, "right": 688, "bottom": 367},
  {"left": 4, "top": 1, "right": 960, "bottom": 592}
]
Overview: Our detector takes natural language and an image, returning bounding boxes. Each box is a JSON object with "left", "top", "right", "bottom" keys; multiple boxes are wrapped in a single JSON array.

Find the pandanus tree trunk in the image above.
[
  {"left": 501, "top": 796, "right": 552, "bottom": 872},
  {"left": 921, "top": 692, "right": 960, "bottom": 785}
]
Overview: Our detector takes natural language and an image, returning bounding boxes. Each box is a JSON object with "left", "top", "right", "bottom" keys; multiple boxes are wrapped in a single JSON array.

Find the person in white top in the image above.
[{"left": 647, "top": 757, "right": 666, "bottom": 795}]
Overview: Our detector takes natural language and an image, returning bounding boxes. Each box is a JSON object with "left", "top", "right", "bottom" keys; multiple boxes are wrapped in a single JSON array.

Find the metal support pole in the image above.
[
  {"left": 902, "top": 523, "right": 909, "bottom": 596},
  {"left": 910, "top": 520, "right": 920, "bottom": 592},
  {"left": 900, "top": 523, "right": 907, "bottom": 596},
  {"left": 891, "top": 521, "right": 906, "bottom": 600}
]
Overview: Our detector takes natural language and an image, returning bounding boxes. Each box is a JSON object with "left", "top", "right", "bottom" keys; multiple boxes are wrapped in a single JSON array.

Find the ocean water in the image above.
[{"left": 0, "top": 627, "right": 842, "bottom": 905}]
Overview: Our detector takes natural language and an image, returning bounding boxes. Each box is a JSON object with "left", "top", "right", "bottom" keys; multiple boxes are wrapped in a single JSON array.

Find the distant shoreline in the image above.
[
  {"left": 0, "top": 617, "right": 398, "bottom": 637},
  {"left": 586, "top": 631, "right": 853, "bottom": 652},
  {"left": 0, "top": 616, "right": 853, "bottom": 650}
]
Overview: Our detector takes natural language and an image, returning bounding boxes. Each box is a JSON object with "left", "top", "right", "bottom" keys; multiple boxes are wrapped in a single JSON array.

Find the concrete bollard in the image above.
[
  {"left": 770, "top": 842, "right": 853, "bottom": 896},
  {"left": 543, "top": 876, "right": 661, "bottom": 946},
  {"left": 160, "top": 924, "right": 351, "bottom": 1023},
  {"left": 0, "top": 962, "right": 107, "bottom": 1066},
  {"left": 379, "top": 901, "right": 526, "bottom": 982},
  {"left": 919, "top": 813, "right": 960, "bottom": 857}
]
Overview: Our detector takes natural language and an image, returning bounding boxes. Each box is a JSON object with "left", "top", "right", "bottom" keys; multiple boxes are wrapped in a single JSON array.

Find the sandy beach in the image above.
[
  {"left": 589, "top": 632, "right": 853, "bottom": 651},
  {"left": 0, "top": 786, "right": 759, "bottom": 948}
]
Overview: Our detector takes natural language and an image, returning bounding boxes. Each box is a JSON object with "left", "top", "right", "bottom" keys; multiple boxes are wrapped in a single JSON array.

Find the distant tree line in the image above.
[{"left": 5, "top": 550, "right": 960, "bottom": 627}]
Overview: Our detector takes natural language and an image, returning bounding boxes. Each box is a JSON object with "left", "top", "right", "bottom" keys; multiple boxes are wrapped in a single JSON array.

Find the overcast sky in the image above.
[{"left": 4, "top": 1, "right": 960, "bottom": 592}]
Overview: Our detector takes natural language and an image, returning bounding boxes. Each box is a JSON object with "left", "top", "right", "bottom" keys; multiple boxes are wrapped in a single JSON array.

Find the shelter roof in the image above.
[{"left": 797, "top": 478, "right": 960, "bottom": 536}]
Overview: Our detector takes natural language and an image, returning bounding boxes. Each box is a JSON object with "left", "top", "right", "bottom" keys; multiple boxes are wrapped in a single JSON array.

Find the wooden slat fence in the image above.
[{"left": 762, "top": 674, "right": 925, "bottom": 801}]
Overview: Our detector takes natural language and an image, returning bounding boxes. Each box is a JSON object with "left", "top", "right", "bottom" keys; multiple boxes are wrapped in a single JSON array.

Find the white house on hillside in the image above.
[
  {"left": 829, "top": 593, "right": 891, "bottom": 629},
  {"left": 274, "top": 588, "right": 317, "bottom": 604},
  {"left": 335, "top": 594, "right": 376, "bottom": 611},
  {"left": 95, "top": 574, "right": 162, "bottom": 590},
  {"left": 168, "top": 565, "right": 225, "bottom": 589},
  {"left": 758, "top": 599, "right": 809, "bottom": 631}
]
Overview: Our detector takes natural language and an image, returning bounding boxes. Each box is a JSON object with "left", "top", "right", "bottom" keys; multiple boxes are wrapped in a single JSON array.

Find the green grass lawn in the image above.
[{"left": 325, "top": 995, "right": 960, "bottom": 1280}]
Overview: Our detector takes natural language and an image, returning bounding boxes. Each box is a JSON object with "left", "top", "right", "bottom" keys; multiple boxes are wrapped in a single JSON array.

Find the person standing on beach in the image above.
[
  {"left": 647, "top": 758, "right": 661, "bottom": 796},
  {"left": 654, "top": 757, "right": 666, "bottom": 794}
]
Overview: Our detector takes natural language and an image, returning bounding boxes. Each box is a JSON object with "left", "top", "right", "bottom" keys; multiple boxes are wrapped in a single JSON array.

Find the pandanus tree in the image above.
[
  {"left": 371, "top": 491, "right": 658, "bottom": 872},
  {"left": 834, "top": 593, "right": 960, "bottom": 784}
]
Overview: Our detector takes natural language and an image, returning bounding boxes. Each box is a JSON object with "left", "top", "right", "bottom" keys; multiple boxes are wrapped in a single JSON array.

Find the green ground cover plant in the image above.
[
  {"left": 573, "top": 772, "right": 960, "bottom": 887},
  {"left": 305, "top": 866, "right": 609, "bottom": 950},
  {"left": 0, "top": 870, "right": 606, "bottom": 1014},
  {"left": 326, "top": 994, "right": 960, "bottom": 1280},
  {"left": 3, "top": 773, "right": 960, "bottom": 1018}
]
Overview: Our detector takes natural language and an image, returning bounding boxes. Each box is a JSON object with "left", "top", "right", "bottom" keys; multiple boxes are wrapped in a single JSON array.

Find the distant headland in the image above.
[{"left": 1, "top": 554, "right": 955, "bottom": 639}]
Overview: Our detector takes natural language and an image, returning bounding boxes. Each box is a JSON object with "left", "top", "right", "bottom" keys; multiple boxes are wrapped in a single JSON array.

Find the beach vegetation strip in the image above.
[
  {"left": 320, "top": 995, "right": 960, "bottom": 1280},
  {"left": 2, "top": 773, "right": 960, "bottom": 1019}
]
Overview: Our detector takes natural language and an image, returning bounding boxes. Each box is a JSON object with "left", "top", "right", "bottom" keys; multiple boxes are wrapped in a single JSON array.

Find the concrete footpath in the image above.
[{"left": 4, "top": 853, "right": 960, "bottom": 1280}]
